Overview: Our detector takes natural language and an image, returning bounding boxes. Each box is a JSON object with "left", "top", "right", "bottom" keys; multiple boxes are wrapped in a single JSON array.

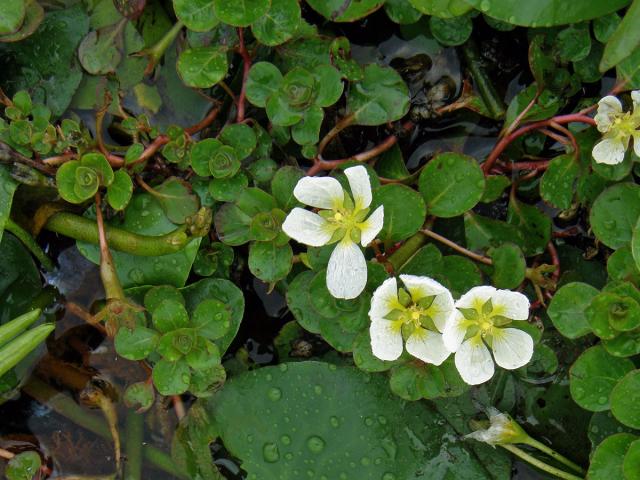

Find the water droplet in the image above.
[
  {"left": 598, "top": 396, "right": 608, "bottom": 405},
  {"left": 268, "top": 387, "right": 282, "bottom": 401},
  {"left": 328, "top": 364, "right": 337, "bottom": 371},
  {"left": 306, "top": 435, "right": 325, "bottom": 453},
  {"left": 266, "top": 373, "right": 273, "bottom": 381},
  {"left": 279, "top": 364, "right": 288, "bottom": 372},
  {"left": 591, "top": 426, "right": 599, "bottom": 433},
  {"left": 128, "top": 268, "right": 144, "bottom": 283},
  {"left": 140, "top": 209, "right": 150, "bottom": 217},
  {"left": 361, "top": 456, "right": 371, "bottom": 466},
  {"left": 330, "top": 416, "right": 340, "bottom": 428},
  {"left": 364, "top": 417, "right": 374, "bottom": 427},
  {"left": 263, "top": 442, "right": 280, "bottom": 463},
  {"left": 339, "top": 473, "right": 347, "bottom": 480},
  {"left": 382, "top": 473, "right": 396, "bottom": 480},
  {"left": 508, "top": 15, "right": 516, "bottom": 23},
  {"left": 284, "top": 452, "right": 294, "bottom": 460},
  {"left": 181, "top": 374, "right": 190, "bottom": 383},
  {"left": 247, "top": 434, "right": 254, "bottom": 443},
  {"left": 603, "top": 220, "right": 616, "bottom": 230},
  {"left": 381, "top": 435, "right": 397, "bottom": 460},
  {"left": 479, "top": 0, "right": 490, "bottom": 11},
  {"left": 307, "top": 470, "right": 315, "bottom": 477},
  {"left": 314, "top": 385, "right": 323, "bottom": 395},
  {"left": 280, "top": 435, "right": 291, "bottom": 445},
  {"left": 378, "top": 416, "right": 387, "bottom": 425}
]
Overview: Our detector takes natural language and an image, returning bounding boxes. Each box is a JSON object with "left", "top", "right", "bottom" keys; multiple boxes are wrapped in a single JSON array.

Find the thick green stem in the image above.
[
  {"left": 22, "top": 379, "right": 187, "bottom": 479},
  {"left": 387, "top": 232, "right": 427, "bottom": 271},
  {"left": 44, "top": 212, "right": 192, "bottom": 256},
  {"left": 461, "top": 40, "right": 506, "bottom": 119},
  {"left": 124, "top": 410, "right": 144, "bottom": 480},
  {"left": 500, "top": 445, "right": 584, "bottom": 480},
  {"left": 0, "top": 324, "right": 54, "bottom": 377},
  {"left": 144, "top": 21, "right": 184, "bottom": 73},
  {"left": 524, "top": 437, "right": 586, "bottom": 475},
  {"left": 5, "top": 219, "right": 54, "bottom": 271},
  {"left": 95, "top": 193, "right": 125, "bottom": 301}
]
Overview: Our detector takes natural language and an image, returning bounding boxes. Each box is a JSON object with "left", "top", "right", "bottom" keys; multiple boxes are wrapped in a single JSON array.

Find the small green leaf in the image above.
[
  {"left": 151, "top": 177, "right": 200, "bottom": 224},
  {"left": 248, "top": 240, "right": 293, "bottom": 282},
  {"left": 600, "top": 0, "right": 640, "bottom": 72},
  {"left": 152, "top": 299, "right": 190, "bottom": 333},
  {"left": 246, "top": 62, "right": 283, "bottom": 108},
  {"left": 212, "top": 0, "right": 270, "bottom": 26},
  {"left": 56, "top": 161, "right": 84, "bottom": 204},
  {"left": 384, "top": 0, "right": 422, "bottom": 24},
  {"left": 114, "top": 326, "right": 160, "bottom": 360},
  {"left": 540, "top": 154, "right": 578, "bottom": 209},
  {"left": 554, "top": 23, "right": 591, "bottom": 62},
  {"left": 419, "top": 152, "right": 485, "bottom": 218},
  {"left": 271, "top": 166, "right": 304, "bottom": 211},
  {"left": 144, "top": 285, "right": 185, "bottom": 313},
  {"left": 547, "top": 282, "right": 599, "bottom": 339},
  {"left": 371, "top": 184, "right": 426, "bottom": 242},
  {"left": 177, "top": 46, "right": 228, "bottom": 88},
  {"left": 481, "top": 175, "right": 510, "bottom": 203},
  {"left": 78, "top": 25, "right": 123, "bottom": 75},
  {"left": 291, "top": 105, "right": 323, "bottom": 145},
  {"left": 489, "top": 243, "right": 526, "bottom": 289},
  {"left": 124, "top": 381, "right": 155, "bottom": 412},
  {"left": 588, "top": 433, "right": 638, "bottom": 480},
  {"left": 106, "top": 169, "right": 133, "bottom": 211},
  {"left": 251, "top": 0, "right": 300, "bottom": 46},
  {"left": 192, "top": 299, "right": 232, "bottom": 341},
  {"left": 507, "top": 196, "right": 551, "bottom": 256},
  {"left": 209, "top": 173, "right": 249, "bottom": 202},
  {"left": 592, "top": 183, "right": 640, "bottom": 250},
  {"left": 623, "top": 439, "right": 640, "bottom": 480},
  {"left": 0, "top": 0, "right": 26, "bottom": 35},
  {"left": 409, "top": 0, "right": 472, "bottom": 18},
  {"left": 610, "top": 370, "right": 640, "bottom": 429},
  {"left": 219, "top": 123, "right": 257, "bottom": 160},
  {"left": 569, "top": 345, "right": 635, "bottom": 412},
  {"left": 429, "top": 14, "right": 472, "bottom": 46},
  {"left": 158, "top": 328, "right": 197, "bottom": 360},
  {"left": 153, "top": 358, "right": 191, "bottom": 395},
  {"left": 173, "top": 0, "right": 219, "bottom": 32},
  {"left": 5, "top": 451, "right": 41, "bottom": 480},
  {"left": 81, "top": 152, "right": 114, "bottom": 186}
]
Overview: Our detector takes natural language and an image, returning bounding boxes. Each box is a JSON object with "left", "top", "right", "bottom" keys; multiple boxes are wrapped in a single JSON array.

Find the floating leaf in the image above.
[
  {"left": 251, "top": 0, "right": 300, "bottom": 46},
  {"left": 548, "top": 282, "right": 599, "bottom": 339},
  {"left": 173, "top": 0, "right": 218, "bottom": 32},
  {"left": 591, "top": 183, "right": 640, "bottom": 250},
  {"left": 588, "top": 433, "right": 638, "bottom": 480}
]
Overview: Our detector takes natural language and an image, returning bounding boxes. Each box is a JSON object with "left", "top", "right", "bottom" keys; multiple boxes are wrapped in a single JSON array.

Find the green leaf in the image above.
[
  {"left": 173, "top": 0, "right": 218, "bottom": 32},
  {"left": 384, "top": 0, "right": 422, "bottom": 24},
  {"left": 588, "top": 433, "right": 638, "bottom": 480},
  {"left": 206, "top": 361, "right": 500, "bottom": 479},
  {"left": 158, "top": 328, "right": 197, "bottom": 360},
  {"left": 78, "top": 23, "right": 123, "bottom": 75},
  {"left": 56, "top": 160, "right": 84, "bottom": 204},
  {"left": 592, "top": 183, "right": 640, "bottom": 250},
  {"left": 5, "top": 451, "right": 41, "bottom": 480},
  {"left": 251, "top": 0, "right": 300, "bottom": 46},
  {"left": 212, "top": 0, "right": 270, "bottom": 26},
  {"left": 106, "top": 169, "right": 133, "bottom": 211},
  {"left": 144, "top": 285, "right": 185, "bottom": 313},
  {"left": 248, "top": 241, "right": 293, "bottom": 282},
  {"left": 371, "top": 184, "right": 426, "bottom": 242},
  {"left": 0, "top": 166, "right": 18, "bottom": 244},
  {"left": 152, "top": 299, "right": 190, "bottom": 333},
  {"left": 291, "top": 105, "right": 323, "bottom": 145},
  {"left": 554, "top": 23, "right": 591, "bottom": 62},
  {"left": 489, "top": 243, "right": 525, "bottom": 289},
  {"left": 608, "top": 246, "right": 640, "bottom": 285},
  {"left": 429, "top": 14, "right": 472, "bottom": 46},
  {"left": 0, "top": 0, "right": 43, "bottom": 43},
  {"left": 0, "top": 0, "right": 25, "bottom": 35},
  {"left": 464, "top": 0, "right": 630, "bottom": 27},
  {"left": 594, "top": 13, "right": 621, "bottom": 43},
  {"left": 177, "top": 47, "right": 228, "bottom": 88},
  {"left": 246, "top": 62, "right": 283, "bottom": 108},
  {"left": 504, "top": 85, "right": 561, "bottom": 125},
  {"left": 464, "top": 211, "right": 524, "bottom": 253},
  {"left": 408, "top": 0, "right": 473, "bottom": 17},
  {"left": 286, "top": 271, "right": 322, "bottom": 334},
  {"left": 191, "top": 138, "right": 222, "bottom": 177},
  {"left": 81, "top": 152, "right": 114, "bottom": 186},
  {"left": 540, "top": 154, "right": 579, "bottom": 209},
  {"left": 419, "top": 152, "right": 485, "bottom": 218},
  {"left": 610, "top": 370, "right": 640, "bottom": 429},
  {"left": 586, "top": 292, "right": 637, "bottom": 339},
  {"left": 150, "top": 177, "right": 200, "bottom": 224},
  {"left": 601, "top": 0, "right": 640, "bottom": 72},
  {"left": 547, "top": 282, "right": 599, "bottom": 339},
  {"left": 0, "top": 234, "right": 41, "bottom": 324},
  {"left": 208, "top": 173, "right": 249, "bottom": 202},
  {"left": 347, "top": 64, "right": 410, "bottom": 126},
  {"left": 191, "top": 299, "right": 232, "bottom": 341},
  {"left": 569, "top": 345, "right": 635, "bottom": 412},
  {"left": 507, "top": 196, "right": 551, "bottom": 256},
  {"left": 305, "top": 0, "right": 385, "bottom": 21},
  {"left": 271, "top": 166, "right": 304, "bottom": 211},
  {"left": 219, "top": 123, "right": 257, "bottom": 160},
  {"left": 124, "top": 381, "right": 155, "bottom": 412},
  {"left": 481, "top": 175, "right": 510, "bottom": 203},
  {"left": 114, "top": 326, "right": 160, "bottom": 360},
  {"left": 624, "top": 439, "right": 640, "bottom": 480},
  {"left": 153, "top": 358, "right": 191, "bottom": 395}
]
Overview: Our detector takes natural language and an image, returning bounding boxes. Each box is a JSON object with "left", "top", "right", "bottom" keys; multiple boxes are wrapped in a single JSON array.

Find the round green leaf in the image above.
[
  {"left": 152, "top": 358, "right": 191, "bottom": 395},
  {"left": 271, "top": 166, "right": 304, "bottom": 211},
  {"left": 5, "top": 451, "right": 41, "bottom": 480},
  {"left": 251, "top": 0, "right": 300, "bottom": 46},
  {"left": 489, "top": 243, "right": 526, "bottom": 289},
  {"left": 124, "top": 381, "right": 155, "bottom": 412},
  {"left": 588, "top": 433, "right": 638, "bottom": 480},
  {"left": 114, "top": 326, "right": 160, "bottom": 360},
  {"left": 152, "top": 299, "right": 190, "bottom": 333},
  {"left": 212, "top": 0, "right": 270, "bottom": 26},
  {"left": 409, "top": 0, "right": 472, "bottom": 17},
  {"left": 313, "top": 65, "right": 344, "bottom": 108},
  {"left": 56, "top": 160, "right": 84, "bottom": 204},
  {"left": 384, "top": 0, "right": 422, "bottom": 24},
  {"left": 81, "top": 152, "right": 114, "bottom": 186},
  {"left": 246, "top": 62, "right": 283, "bottom": 108},
  {"left": 591, "top": 183, "right": 640, "bottom": 250},
  {"left": 624, "top": 439, "right": 640, "bottom": 480},
  {"left": 547, "top": 282, "right": 599, "bottom": 339},
  {"left": 429, "top": 15, "right": 472, "bottom": 46},
  {"left": 106, "top": 169, "right": 133, "bottom": 211},
  {"left": 186, "top": 338, "right": 221, "bottom": 370},
  {"left": 73, "top": 165, "right": 99, "bottom": 200},
  {"left": 419, "top": 152, "right": 485, "bottom": 218},
  {"left": 209, "top": 173, "right": 249, "bottom": 202},
  {"left": 540, "top": 154, "right": 578, "bottom": 210},
  {"left": 569, "top": 345, "right": 635, "bottom": 412},
  {"left": 158, "top": 328, "right": 198, "bottom": 360},
  {"left": 144, "top": 285, "right": 185, "bottom": 313},
  {"left": 78, "top": 26, "right": 122, "bottom": 75},
  {"left": 347, "top": 64, "right": 409, "bottom": 126},
  {"left": 173, "top": 0, "right": 218, "bottom": 32},
  {"left": 603, "top": 330, "right": 640, "bottom": 358},
  {"left": 586, "top": 292, "right": 635, "bottom": 339},
  {"left": 611, "top": 370, "right": 640, "bottom": 429},
  {"left": 291, "top": 105, "right": 323, "bottom": 146},
  {"left": 371, "top": 184, "right": 426, "bottom": 242},
  {"left": 191, "top": 138, "right": 223, "bottom": 177},
  {"left": 192, "top": 298, "right": 232, "bottom": 341},
  {"left": 219, "top": 123, "right": 257, "bottom": 160},
  {"left": 0, "top": 0, "right": 26, "bottom": 35},
  {"left": 177, "top": 47, "right": 228, "bottom": 88},
  {"left": 209, "top": 145, "right": 240, "bottom": 178},
  {"left": 305, "top": 0, "right": 384, "bottom": 21},
  {"left": 248, "top": 241, "right": 293, "bottom": 283}
]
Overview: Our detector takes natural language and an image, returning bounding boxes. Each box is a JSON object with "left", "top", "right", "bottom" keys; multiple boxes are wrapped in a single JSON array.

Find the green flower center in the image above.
[
  {"left": 320, "top": 193, "right": 370, "bottom": 245},
  {"left": 609, "top": 111, "right": 640, "bottom": 140},
  {"left": 458, "top": 299, "right": 513, "bottom": 344},
  {"left": 384, "top": 288, "right": 440, "bottom": 339}
]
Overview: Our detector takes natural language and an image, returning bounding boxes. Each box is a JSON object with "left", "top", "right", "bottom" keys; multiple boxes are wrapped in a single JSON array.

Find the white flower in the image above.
[
  {"left": 443, "top": 286, "right": 533, "bottom": 385},
  {"left": 592, "top": 91, "right": 640, "bottom": 165},
  {"left": 465, "top": 408, "right": 529, "bottom": 446},
  {"left": 282, "top": 166, "right": 383, "bottom": 299},
  {"left": 368, "top": 275, "right": 454, "bottom": 365}
]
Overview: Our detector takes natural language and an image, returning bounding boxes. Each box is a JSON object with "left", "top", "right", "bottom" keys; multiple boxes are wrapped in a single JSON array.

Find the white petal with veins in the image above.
[
  {"left": 369, "top": 319, "right": 403, "bottom": 361},
  {"left": 359, "top": 206, "right": 384, "bottom": 246},
  {"left": 326, "top": 239, "right": 367, "bottom": 299},
  {"left": 492, "top": 328, "right": 534, "bottom": 370},
  {"left": 491, "top": 289, "right": 530, "bottom": 321},
  {"left": 592, "top": 138, "right": 626, "bottom": 165},
  {"left": 455, "top": 337, "right": 495, "bottom": 385},
  {"left": 344, "top": 165, "right": 372, "bottom": 210},
  {"left": 294, "top": 176, "right": 344, "bottom": 210},
  {"left": 406, "top": 328, "right": 450, "bottom": 365},
  {"left": 369, "top": 277, "right": 399, "bottom": 319},
  {"left": 282, "top": 208, "right": 333, "bottom": 246}
]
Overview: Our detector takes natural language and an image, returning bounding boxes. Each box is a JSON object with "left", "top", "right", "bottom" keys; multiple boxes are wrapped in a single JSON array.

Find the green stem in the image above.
[
  {"left": 500, "top": 445, "right": 584, "bottom": 480},
  {"left": 22, "top": 379, "right": 187, "bottom": 479},
  {"left": 0, "top": 309, "right": 40, "bottom": 348},
  {"left": 0, "top": 324, "right": 54, "bottom": 377},
  {"left": 144, "top": 21, "right": 184, "bottom": 73},
  {"left": 461, "top": 40, "right": 506, "bottom": 119},
  {"left": 387, "top": 232, "right": 427, "bottom": 271},
  {"left": 5, "top": 219, "right": 55, "bottom": 271},
  {"left": 524, "top": 437, "right": 586, "bottom": 475},
  {"left": 95, "top": 193, "right": 125, "bottom": 301},
  {"left": 124, "top": 410, "right": 144, "bottom": 480},
  {"left": 44, "top": 212, "right": 192, "bottom": 256}
]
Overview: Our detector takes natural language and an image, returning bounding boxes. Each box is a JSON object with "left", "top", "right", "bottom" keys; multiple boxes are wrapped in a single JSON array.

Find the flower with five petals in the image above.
[
  {"left": 443, "top": 286, "right": 533, "bottom": 385},
  {"left": 282, "top": 165, "right": 383, "bottom": 299},
  {"left": 592, "top": 91, "right": 640, "bottom": 165},
  {"left": 368, "top": 275, "right": 455, "bottom": 365}
]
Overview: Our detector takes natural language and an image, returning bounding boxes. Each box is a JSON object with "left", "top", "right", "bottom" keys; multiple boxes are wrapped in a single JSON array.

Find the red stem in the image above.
[{"left": 236, "top": 28, "right": 252, "bottom": 123}]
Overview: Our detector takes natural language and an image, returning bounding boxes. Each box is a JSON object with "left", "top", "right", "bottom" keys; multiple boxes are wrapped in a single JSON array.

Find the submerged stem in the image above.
[
  {"left": 524, "top": 437, "right": 585, "bottom": 475},
  {"left": 500, "top": 445, "right": 584, "bottom": 480},
  {"left": 124, "top": 410, "right": 144, "bottom": 480}
]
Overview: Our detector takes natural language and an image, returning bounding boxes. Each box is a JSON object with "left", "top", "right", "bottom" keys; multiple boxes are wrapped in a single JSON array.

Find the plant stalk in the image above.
[
  {"left": 5, "top": 219, "right": 55, "bottom": 271},
  {"left": 500, "top": 444, "right": 584, "bottom": 480},
  {"left": 124, "top": 410, "right": 144, "bottom": 480},
  {"left": 523, "top": 437, "right": 585, "bottom": 475}
]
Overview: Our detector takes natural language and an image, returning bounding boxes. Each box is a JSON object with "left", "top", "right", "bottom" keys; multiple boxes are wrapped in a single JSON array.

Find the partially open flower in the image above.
[
  {"left": 282, "top": 166, "right": 384, "bottom": 299},
  {"left": 466, "top": 408, "right": 529, "bottom": 446},
  {"left": 443, "top": 286, "right": 533, "bottom": 385},
  {"left": 368, "top": 275, "right": 454, "bottom": 365},
  {"left": 592, "top": 91, "right": 640, "bottom": 165}
]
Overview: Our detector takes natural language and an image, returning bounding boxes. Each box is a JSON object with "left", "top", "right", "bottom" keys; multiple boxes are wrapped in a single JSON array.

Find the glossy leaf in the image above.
[
  {"left": 610, "top": 370, "right": 640, "bottom": 429},
  {"left": 547, "top": 282, "right": 599, "bottom": 339},
  {"left": 305, "top": 0, "right": 385, "bottom": 21},
  {"left": 212, "top": 0, "right": 270, "bottom": 26},
  {"left": 177, "top": 47, "right": 228, "bottom": 88},
  {"left": 592, "top": 183, "right": 640, "bottom": 250},
  {"left": 173, "top": 0, "right": 218, "bottom": 32}
]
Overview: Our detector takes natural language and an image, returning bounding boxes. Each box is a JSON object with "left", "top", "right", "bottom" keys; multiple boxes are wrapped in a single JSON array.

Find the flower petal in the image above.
[
  {"left": 490, "top": 289, "right": 530, "bottom": 321},
  {"left": 282, "top": 208, "right": 334, "bottom": 246},
  {"left": 491, "top": 328, "right": 534, "bottom": 370},
  {"left": 359, "top": 205, "right": 384, "bottom": 246},
  {"left": 369, "top": 319, "right": 403, "bottom": 361},
  {"left": 294, "top": 176, "right": 344, "bottom": 210},
  {"left": 633, "top": 132, "right": 640, "bottom": 158},
  {"left": 326, "top": 239, "right": 367, "bottom": 299},
  {"left": 369, "top": 277, "right": 399, "bottom": 319},
  {"left": 400, "top": 274, "right": 454, "bottom": 331},
  {"left": 594, "top": 95, "right": 623, "bottom": 133},
  {"left": 592, "top": 138, "right": 626, "bottom": 165},
  {"left": 406, "top": 328, "right": 451, "bottom": 365},
  {"left": 632, "top": 90, "right": 640, "bottom": 114},
  {"left": 455, "top": 286, "right": 496, "bottom": 310},
  {"left": 344, "top": 165, "right": 372, "bottom": 210},
  {"left": 442, "top": 311, "right": 467, "bottom": 352},
  {"left": 455, "top": 336, "right": 495, "bottom": 385}
]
